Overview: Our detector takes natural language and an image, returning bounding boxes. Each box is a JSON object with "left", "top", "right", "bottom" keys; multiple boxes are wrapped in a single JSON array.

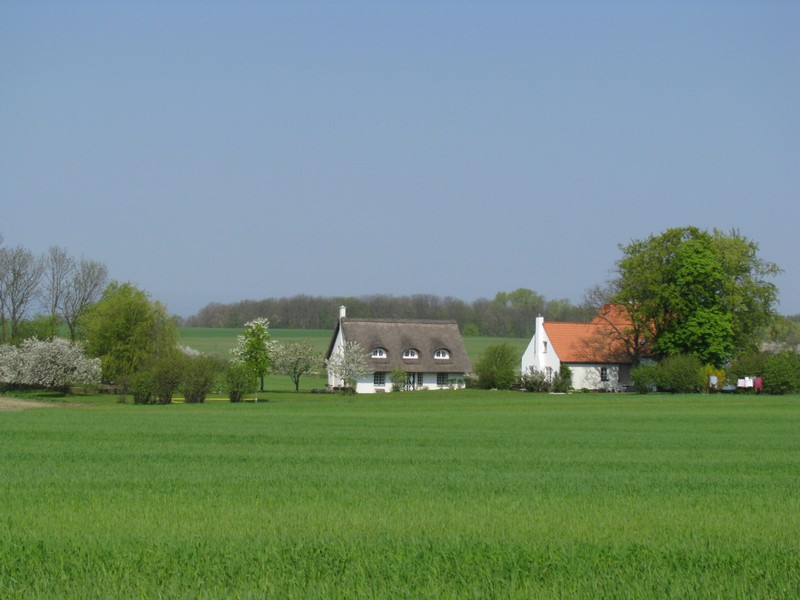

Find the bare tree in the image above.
[
  {"left": 42, "top": 246, "right": 75, "bottom": 317},
  {"left": 59, "top": 258, "right": 108, "bottom": 340},
  {"left": 582, "top": 283, "right": 653, "bottom": 366},
  {"left": 0, "top": 245, "right": 44, "bottom": 342}
]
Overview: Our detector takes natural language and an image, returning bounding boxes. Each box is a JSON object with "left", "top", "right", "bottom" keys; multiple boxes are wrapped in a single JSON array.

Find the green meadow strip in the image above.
[{"left": 1, "top": 392, "right": 798, "bottom": 598}]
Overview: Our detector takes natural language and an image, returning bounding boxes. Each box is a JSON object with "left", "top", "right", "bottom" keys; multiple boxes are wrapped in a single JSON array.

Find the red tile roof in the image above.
[{"left": 544, "top": 305, "right": 634, "bottom": 364}]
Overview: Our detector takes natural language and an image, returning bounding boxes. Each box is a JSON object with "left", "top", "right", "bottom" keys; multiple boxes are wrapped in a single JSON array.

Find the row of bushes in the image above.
[
  {"left": 631, "top": 350, "right": 800, "bottom": 394},
  {"left": 124, "top": 355, "right": 258, "bottom": 404},
  {"left": 468, "top": 343, "right": 574, "bottom": 392}
]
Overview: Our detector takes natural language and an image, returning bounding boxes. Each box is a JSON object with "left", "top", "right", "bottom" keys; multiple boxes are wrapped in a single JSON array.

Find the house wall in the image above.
[
  {"left": 570, "top": 364, "right": 617, "bottom": 391},
  {"left": 354, "top": 372, "right": 467, "bottom": 394},
  {"left": 569, "top": 364, "right": 633, "bottom": 391}
]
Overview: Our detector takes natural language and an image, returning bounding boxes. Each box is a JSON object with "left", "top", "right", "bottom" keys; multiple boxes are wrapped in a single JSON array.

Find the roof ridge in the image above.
[{"left": 342, "top": 318, "right": 458, "bottom": 324}]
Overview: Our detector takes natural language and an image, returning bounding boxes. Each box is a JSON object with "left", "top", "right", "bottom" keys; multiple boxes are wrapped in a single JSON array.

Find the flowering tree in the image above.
[
  {"left": 0, "top": 337, "right": 101, "bottom": 391},
  {"left": 230, "top": 317, "right": 271, "bottom": 391},
  {"left": 0, "top": 343, "right": 23, "bottom": 385},
  {"left": 270, "top": 339, "right": 320, "bottom": 392},
  {"left": 325, "top": 340, "right": 369, "bottom": 391}
]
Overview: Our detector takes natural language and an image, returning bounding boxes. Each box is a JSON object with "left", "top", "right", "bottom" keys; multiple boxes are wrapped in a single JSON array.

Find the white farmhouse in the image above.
[
  {"left": 326, "top": 306, "right": 472, "bottom": 394},
  {"left": 521, "top": 306, "right": 637, "bottom": 391}
]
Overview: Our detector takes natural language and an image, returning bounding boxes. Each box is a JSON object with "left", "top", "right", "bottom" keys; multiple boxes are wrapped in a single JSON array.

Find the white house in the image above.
[
  {"left": 326, "top": 306, "right": 472, "bottom": 394},
  {"left": 521, "top": 306, "right": 636, "bottom": 391}
]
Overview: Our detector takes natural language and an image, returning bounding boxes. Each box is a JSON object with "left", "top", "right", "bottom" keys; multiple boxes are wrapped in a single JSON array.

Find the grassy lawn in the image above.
[{"left": 1, "top": 390, "right": 798, "bottom": 598}]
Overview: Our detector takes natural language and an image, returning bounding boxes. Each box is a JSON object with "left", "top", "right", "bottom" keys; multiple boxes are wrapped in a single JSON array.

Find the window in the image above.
[
  {"left": 543, "top": 341, "right": 548, "bottom": 353},
  {"left": 437, "top": 373, "right": 449, "bottom": 386},
  {"left": 434, "top": 348, "right": 450, "bottom": 359},
  {"left": 600, "top": 367, "right": 609, "bottom": 382},
  {"left": 372, "top": 347, "right": 387, "bottom": 358},
  {"left": 403, "top": 349, "right": 419, "bottom": 359},
  {"left": 417, "top": 373, "right": 424, "bottom": 386},
  {"left": 374, "top": 372, "right": 386, "bottom": 386}
]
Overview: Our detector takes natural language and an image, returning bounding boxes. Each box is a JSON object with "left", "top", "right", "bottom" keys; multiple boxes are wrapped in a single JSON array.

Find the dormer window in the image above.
[
  {"left": 434, "top": 348, "right": 450, "bottom": 359},
  {"left": 372, "top": 347, "right": 387, "bottom": 358},
  {"left": 403, "top": 349, "right": 419, "bottom": 359}
]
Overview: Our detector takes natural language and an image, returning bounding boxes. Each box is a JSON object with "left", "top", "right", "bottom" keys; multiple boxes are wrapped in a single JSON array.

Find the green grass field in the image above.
[
  {"left": 178, "top": 327, "right": 530, "bottom": 366},
  {"left": 1, "top": 391, "right": 798, "bottom": 598}
]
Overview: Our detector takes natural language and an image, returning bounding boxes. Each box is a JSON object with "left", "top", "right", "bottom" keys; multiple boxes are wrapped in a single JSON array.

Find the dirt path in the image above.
[{"left": 0, "top": 397, "right": 58, "bottom": 412}]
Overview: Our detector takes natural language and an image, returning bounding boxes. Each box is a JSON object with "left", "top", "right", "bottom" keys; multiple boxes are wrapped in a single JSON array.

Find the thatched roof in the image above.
[{"left": 327, "top": 318, "right": 472, "bottom": 373}]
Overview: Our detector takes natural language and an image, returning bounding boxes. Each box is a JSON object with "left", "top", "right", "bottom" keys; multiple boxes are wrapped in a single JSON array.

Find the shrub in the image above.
[
  {"left": 763, "top": 351, "right": 800, "bottom": 395},
  {"left": 520, "top": 367, "right": 549, "bottom": 392},
  {"left": 149, "top": 355, "right": 184, "bottom": 404},
  {"left": 703, "top": 364, "right": 726, "bottom": 393},
  {"left": 128, "top": 370, "right": 154, "bottom": 405},
  {"left": 727, "top": 351, "right": 766, "bottom": 380},
  {"left": 224, "top": 362, "right": 257, "bottom": 402},
  {"left": 631, "top": 363, "right": 659, "bottom": 394},
  {"left": 551, "top": 364, "right": 573, "bottom": 393},
  {"left": 390, "top": 368, "right": 408, "bottom": 392},
  {"left": 657, "top": 354, "right": 705, "bottom": 393},
  {"left": 474, "top": 343, "right": 519, "bottom": 390},
  {"left": 463, "top": 373, "right": 479, "bottom": 389},
  {"left": 183, "top": 355, "right": 223, "bottom": 404}
]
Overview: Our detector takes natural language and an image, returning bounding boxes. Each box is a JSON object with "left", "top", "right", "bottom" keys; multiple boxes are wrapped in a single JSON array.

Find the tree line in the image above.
[
  {"left": 2, "top": 226, "right": 799, "bottom": 396},
  {"left": 184, "top": 290, "right": 594, "bottom": 338}
]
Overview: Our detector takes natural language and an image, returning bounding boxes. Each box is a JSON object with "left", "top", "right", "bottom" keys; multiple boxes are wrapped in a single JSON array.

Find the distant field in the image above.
[
  {"left": 1, "top": 392, "right": 798, "bottom": 597},
  {"left": 179, "top": 327, "right": 333, "bottom": 356},
  {"left": 178, "top": 327, "right": 530, "bottom": 366}
]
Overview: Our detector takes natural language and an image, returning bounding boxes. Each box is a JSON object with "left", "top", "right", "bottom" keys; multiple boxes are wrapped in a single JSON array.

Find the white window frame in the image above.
[
  {"left": 434, "top": 348, "right": 450, "bottom": 359},
  {"left": 403, "top": 349, "right": 419, "bottom": 359},
  {"left": 372, "top": 347, "right": 387, "bottom": 358}
]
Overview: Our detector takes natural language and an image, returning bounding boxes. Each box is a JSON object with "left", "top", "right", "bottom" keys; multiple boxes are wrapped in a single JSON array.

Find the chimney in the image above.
[
  {"left": 536, "top": 315, "right": 545, "bottom": 356},
  {"left": 339, "top": 305, "right": 347, "bottom": 320}
]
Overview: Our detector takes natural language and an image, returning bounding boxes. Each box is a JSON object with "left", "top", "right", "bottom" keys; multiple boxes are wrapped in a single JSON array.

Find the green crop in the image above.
[{"left": 1, "top": 392, "right": 798, "bottom": 598}]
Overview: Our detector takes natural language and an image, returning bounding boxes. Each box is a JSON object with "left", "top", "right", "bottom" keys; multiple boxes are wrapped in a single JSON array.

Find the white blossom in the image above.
[
  {"left": 325, "top": 340, "right": 370, "bottom": 389},
  {"left": 177, "top": 344, "right": 202, "bottom": 357},
  {"left": 0, "top": 338, "right": 101, "bottom": 389}
]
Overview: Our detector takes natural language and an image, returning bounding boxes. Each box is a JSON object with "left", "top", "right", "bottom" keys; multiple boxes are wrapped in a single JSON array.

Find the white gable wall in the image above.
[
  {"left": 326, "top": 326, "right": 346, "bottom": 388},
  {"left": 521, "top": 316, "right": 561, "bottom": 378}
]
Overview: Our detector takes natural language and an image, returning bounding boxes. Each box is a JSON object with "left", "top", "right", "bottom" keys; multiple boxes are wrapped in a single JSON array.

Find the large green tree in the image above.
[
  {"left": 611, "top": 227, "right": 780, "bottom": 367},
  {"left": 80, "top": 282, "right": 178, "bottom": 382}
]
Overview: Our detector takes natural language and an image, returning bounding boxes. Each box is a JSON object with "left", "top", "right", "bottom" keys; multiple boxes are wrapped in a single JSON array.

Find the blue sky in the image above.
[{"left": 2, "top": 1, "right": 798, "bottom": 317}]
